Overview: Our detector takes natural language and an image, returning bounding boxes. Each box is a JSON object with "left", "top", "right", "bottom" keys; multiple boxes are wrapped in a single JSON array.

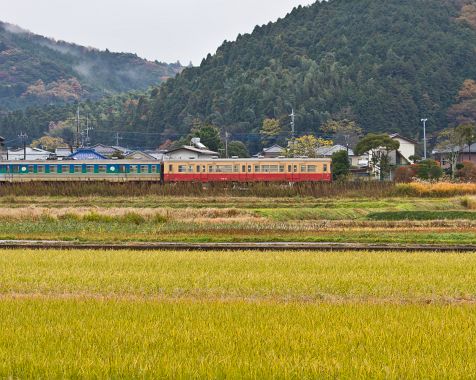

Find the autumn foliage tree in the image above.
[
  {"left": 260, "top": 119, "right": 282, "bottom": 146},
  {"left": 286, "top": 135, "right": 333, "bottom": 158}
]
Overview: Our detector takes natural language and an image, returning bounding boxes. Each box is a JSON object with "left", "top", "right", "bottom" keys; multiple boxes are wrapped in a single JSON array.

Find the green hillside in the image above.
[
  {"left": 0, "top": 22, "right": 183, "bottom": 111},
  {"left": 1, "top": 0, "right": 476, "bottom": 151}
]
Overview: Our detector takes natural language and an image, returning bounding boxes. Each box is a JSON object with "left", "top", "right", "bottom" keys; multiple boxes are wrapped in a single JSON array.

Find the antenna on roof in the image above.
[{"left": 191, "top": 137, "right": 207, "bottom": 150}]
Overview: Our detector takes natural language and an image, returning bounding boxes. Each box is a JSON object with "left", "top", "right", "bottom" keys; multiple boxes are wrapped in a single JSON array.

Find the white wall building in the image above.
[
  {"left": 4, "top": 147, "right": 52, "bottom": 161},
  {"left": 165, "top": 146, "right": 219, "bottom": 160}
]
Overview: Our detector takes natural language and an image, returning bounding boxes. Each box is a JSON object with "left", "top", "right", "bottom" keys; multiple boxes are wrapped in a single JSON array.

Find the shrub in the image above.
[
  {"left": 461, "top": 196, "right": 476, "bottom": 210},
  {"left": 394, "top": 166, "right": 416, "bottom": 183},
  {"left": 82, "top": 212, "right": 115, "bottom": 223},
  {"left": 457, "top": 161, "right": 476, "bottom": 182},
  {"left": 151, "top": 213, "right": 168, "bottom": 224},
  {"left": 415, "top": 160, "right": 443, "bottom": 181},
  {"left": 120, "top": 212, "right": 146, "bottom": 225},
  {"left": 331, "top": 150, "right": 351, "bottom": 180}
]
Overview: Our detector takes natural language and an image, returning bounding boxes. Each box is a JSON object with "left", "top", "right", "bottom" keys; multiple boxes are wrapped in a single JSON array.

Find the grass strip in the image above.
[{"left": 368, "top": 211, "right": 476, "bottom": 221}]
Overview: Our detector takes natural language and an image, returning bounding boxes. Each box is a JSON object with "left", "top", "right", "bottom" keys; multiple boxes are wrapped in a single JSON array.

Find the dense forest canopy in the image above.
[
  {"left": 1, "top": 0, "right": 476, "bottom": 153},
  {"left": 0, "top": 21, "right": 183, "bottom": 111}
]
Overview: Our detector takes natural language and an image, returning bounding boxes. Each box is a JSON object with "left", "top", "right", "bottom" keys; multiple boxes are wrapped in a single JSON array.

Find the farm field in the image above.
[
  {"left": 1, "top": 249, "right": 476, "bottom": 378},
  {"left": 0, "top": 195, "right": 474, "bottom": 244}
]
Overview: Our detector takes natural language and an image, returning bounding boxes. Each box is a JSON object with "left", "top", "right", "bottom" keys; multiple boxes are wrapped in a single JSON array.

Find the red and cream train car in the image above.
[{"left": 163, "top": 158, "right": 332, "bottom": 183}]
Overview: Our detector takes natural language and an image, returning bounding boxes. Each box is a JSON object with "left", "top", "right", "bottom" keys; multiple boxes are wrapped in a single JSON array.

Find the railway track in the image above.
[{"left": 0, "top": 240, "right": 475, "bottom": 252}]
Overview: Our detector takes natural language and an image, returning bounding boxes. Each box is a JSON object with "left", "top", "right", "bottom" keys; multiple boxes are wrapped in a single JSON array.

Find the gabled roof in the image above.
[
  {"left": 125, "top": 151, "right": 157, "bottom": 160},
  {"left": 166, "top": 145, "right": 219, "bottom": 156},
  {"left": 91, "top": 144, "right": 123, "bottom": 155},
  {"left": 316, "top": 144, "right": 355, "bottom": 157},
  {"left": 68, "top": 149, "right": 107, "bottom": 160},
  {"left": 111, "top": 146, "right": 130, "bottom": 154},
  {"left": 263, "top": 144, "right": 285, "bottom": 153},
  {"left": 389, "top": 133, "right": 418, "bottom": 145},
  {"left": 434, "top": 143, "right": 476, "bottom": 155}
]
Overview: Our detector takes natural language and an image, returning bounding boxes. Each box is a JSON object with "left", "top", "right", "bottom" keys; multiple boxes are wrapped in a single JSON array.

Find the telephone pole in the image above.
[
  {"left": 225, "top": 131, "right": 229, "bottom": 158},
  {"left": 114, "top": 132, "right": 122, "bottom": 147},
  {"left": 18, "top": 132, "right": 28, "bottom": 160},
  {"left": 84, "top": 115, "right": 93, "bottom": 147},
  {"left": 76, "top": 105, "right": 81, "bottom": 149},
  {"left": 421, "top": 118, "right": 428, "bottom": 160},
  {"left": 290, "top": 108, "right": 296, "bottom": 140}
]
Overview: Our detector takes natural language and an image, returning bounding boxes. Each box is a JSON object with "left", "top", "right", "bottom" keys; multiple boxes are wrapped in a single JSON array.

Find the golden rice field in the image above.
[{"left": 1, "top": 249, "right": 476, "bottom": 378}]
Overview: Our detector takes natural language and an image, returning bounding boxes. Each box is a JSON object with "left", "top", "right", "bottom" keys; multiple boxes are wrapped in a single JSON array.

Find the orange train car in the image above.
[{"left": 163, "top": 158, "right": 332, "bottom": 183}]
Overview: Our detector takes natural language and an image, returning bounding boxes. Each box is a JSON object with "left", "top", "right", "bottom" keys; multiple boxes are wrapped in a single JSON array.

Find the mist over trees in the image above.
[{"left": 1, "top": 0, "right": 476, "bottom": 153}]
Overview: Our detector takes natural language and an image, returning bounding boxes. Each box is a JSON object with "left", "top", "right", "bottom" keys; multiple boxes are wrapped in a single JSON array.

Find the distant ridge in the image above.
[{"left": 0, "top": 21, "right": 183, "bottom": 110}]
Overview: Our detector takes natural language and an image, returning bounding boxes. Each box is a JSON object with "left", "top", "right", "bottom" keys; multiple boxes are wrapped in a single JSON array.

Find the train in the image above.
[{"left": 0, "top": 157, "right": 332, "bottom": 183}]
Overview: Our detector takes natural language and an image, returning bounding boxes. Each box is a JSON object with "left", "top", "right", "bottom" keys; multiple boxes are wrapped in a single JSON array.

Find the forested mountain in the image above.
[
  {"left": 1, "top": 0, "right": 476, "bottom": 152},
  {"left": 0, "top": 21, "right": 183, "bottom": 111}
]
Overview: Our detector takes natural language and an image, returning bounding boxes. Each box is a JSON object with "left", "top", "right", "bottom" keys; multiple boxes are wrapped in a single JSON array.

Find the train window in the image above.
[
  {"left": 301, "top": 165, "right": 307, "bottom": 173},
  {"left": 213, "top": 165, "right": 233, "bottom": 173},
  {"left": 197, "top": 165, "right": 201, "bottom": 173},
  {"left": 288, "top": 165, "right": 292, "bottom": 172},
  {"left": 323, "top": 164, "right": 328, "bottom": 172},
  {"left": 129, "top": 165, "right": 138, "bottom": 173},
  {"left": 261, "top": 165, "right": 279, "bottom": 173},
  {"left": 87, "top": 165, "right": 95, "bottom": 173},
  {"left": 50, "top": 165, "right": 57, "bottom": 174},
  {"left": 308, "top": 165, "right": 317, "bottom": 173},
  {"left": 242, "top": 165, "right": 246, "bottom": 172},
  {"left": 37, "top": 165, "right": 44, "bottom": 173},
  {"left": 178, "top": 165, "right": 187, "bottom": 173},
  {"left": 188, "top": 165, "right": 193, "bottom": 173},
  {"left": 168, "top": 165, "right": 173, "bottom": 173},
  {"left": 98, "top": 165, "right": 106, "bottom": 173},
  {"left": 248, "top": 165, "right": 252, "bottom": 173},
  {"left": 29, "top": 165, "right": 35, "bottom": 172},
  {"left": 140, "top": 165, "right": 148, "bottom": 173},
  {"left": 279, "top": 165, "right": 285, "bottom": 173},
  {"left": 294, "top": 165, "right": 297, "bottom": 173},
  {"left": 255, "top": 165, "right": 260, "bottom": 173}
]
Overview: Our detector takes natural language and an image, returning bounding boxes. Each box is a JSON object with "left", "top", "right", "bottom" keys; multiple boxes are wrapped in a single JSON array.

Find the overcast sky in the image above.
[{"left": 0, "top": 0, "right": 315, "bottom": 65}]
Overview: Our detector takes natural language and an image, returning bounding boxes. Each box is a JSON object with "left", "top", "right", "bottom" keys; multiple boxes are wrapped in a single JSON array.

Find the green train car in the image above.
[{"left": 0, "top": 161, "right": 163, "bottom": 182}]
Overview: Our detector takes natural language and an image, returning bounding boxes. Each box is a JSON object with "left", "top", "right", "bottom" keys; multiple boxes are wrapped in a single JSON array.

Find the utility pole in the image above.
[
  {"left": 76, "top": 105, "right": 81, "bottom": 149},
  {"left": 289, "top": 108, "right": 296, "bottom": 157},
  {"left": 84, "top": 115, "right": 93, "bottom": 147},
  {"left": 421, "top": 118, "right": 428, "bottom": 160},
  {"left": 18, "top": 132, "right": 28, "bottom": 160},
  {"left": 114, "top": 132, "right": 122, "bottom": 147},
  {"left": 290, "top": 108, "right": 296, "bottom": 140},
  {"left": 225, "top": 131, "right": 229, "bottom": 158}
]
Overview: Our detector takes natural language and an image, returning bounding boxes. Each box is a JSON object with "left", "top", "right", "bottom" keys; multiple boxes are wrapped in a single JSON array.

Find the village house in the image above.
[
  {"left": 5, "top": 147, "right": 53, "bottom": 161},
  {"left": 433, "top": 143, "right": 476, "bottom": 169},
  {"left": 315, "top": 144, "right": 369, "bottom": 167},
  {"left": 68, "top": 149, "right": 107, "bottom": 160},
  {"left": 125, "top": 151, "right": 158, "bottom": 161},
  {"left": 254, "top": 144, "right": 286, "bottom": 158}
]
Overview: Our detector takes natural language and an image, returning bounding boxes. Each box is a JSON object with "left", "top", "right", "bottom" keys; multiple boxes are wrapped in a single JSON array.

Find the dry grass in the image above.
[{"left": 397, "top": 182, "right": 476, "bottom": 197}]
